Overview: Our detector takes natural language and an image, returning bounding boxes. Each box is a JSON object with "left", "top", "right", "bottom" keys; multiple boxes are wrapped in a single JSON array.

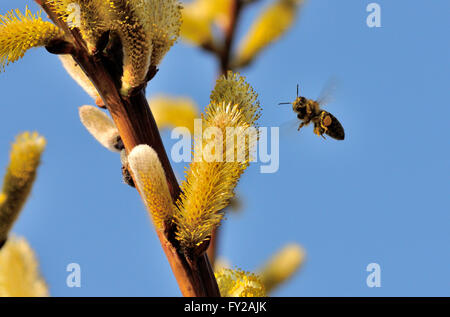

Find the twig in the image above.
[{"left": 219, "top": 0, "right": 244, "bottom": 75}]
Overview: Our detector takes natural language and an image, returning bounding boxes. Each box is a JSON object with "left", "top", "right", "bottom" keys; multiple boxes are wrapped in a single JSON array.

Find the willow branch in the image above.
[{"left": 36, "top": 0, "right": 219, "bottom": 297}]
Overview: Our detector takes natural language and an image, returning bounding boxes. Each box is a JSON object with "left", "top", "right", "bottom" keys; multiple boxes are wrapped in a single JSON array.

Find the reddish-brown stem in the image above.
[
  {"left": 36, "top": 0, "right": 219, "bottom": 297},
  {"left": 219, "top": 0, "right": 244, "bottom": 75}
]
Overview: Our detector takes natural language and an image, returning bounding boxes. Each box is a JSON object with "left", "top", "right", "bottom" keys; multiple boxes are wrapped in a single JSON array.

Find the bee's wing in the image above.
[{"left": 317, "top": 77, "right": 339, "bottom": 106}]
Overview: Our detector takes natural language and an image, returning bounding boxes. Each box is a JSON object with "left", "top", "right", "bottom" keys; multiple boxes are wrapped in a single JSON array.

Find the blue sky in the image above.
[{"left": 0, "top": 0, "right": 449, "bottom": 296}]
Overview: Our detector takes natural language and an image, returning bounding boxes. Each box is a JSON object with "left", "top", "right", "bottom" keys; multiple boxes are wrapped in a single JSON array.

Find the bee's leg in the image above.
[
  {"left": 313, "top": 125, "right": 326, "bottom": 139},
  {"left": 297, "top": 122, "right": 305, "bottom": 131}
]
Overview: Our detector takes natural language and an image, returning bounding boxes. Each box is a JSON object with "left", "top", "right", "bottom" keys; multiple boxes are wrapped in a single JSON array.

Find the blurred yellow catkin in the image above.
[
  {"left": 174, "top": 72, "right": 260, "bottom": 251},
  {"left": 215, "top": 268, "right": 266, "bottom": 297},
  {"left": 258, "top": 243, "right": 305, "bottom": 293},
  {"left": 0, "top": 132, "right": 46, "bottom": 244},
  {"left": 0, "top": 7, "right": 63, "bottom": 71},
  {"left": 0, "top": 236, "right": 48, "bottom": 297},
  {"left": 149, "top": 95, "right": 200, "bottom": 134},
  {"left": 236, "top": 0, "right": 304, "bottom": 67},
  {"left": 181, "top": 0, "right": 232, "bottom": 45}
]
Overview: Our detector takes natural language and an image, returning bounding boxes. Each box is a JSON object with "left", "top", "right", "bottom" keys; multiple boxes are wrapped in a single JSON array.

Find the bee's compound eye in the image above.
[{"left": 323, "top": 115, "right": 332, "bottom": 127}]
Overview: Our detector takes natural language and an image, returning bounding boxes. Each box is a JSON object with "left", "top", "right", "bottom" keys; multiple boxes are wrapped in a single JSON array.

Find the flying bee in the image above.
[{"left": 279, "top": 84, "right": 345, "bottom": 140}]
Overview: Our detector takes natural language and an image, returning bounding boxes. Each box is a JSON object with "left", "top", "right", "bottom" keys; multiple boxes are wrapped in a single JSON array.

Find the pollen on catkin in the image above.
[
  {"left": 0, "top": 132, "right": 46, "bottom": 244},
  {"left": 236, "top": 0, "right": 304, "bottom": 67},
  {"left": 142, "top": 0, "right": 182, "bottom": 67},
  {"left": 79, "top": 105, "right": 121, "bottom": 152},
  {"left": 181, "top": 0, "right": 231, "bottom": 45},
  {"left": 47, "top": 0, "right": 109, "bottom": 53},
  {"left": 0, "top": 236, "right": 49, "bottom": 297},
  {"left": 127, "top": 145, "right": 175, "bottom": 231},
  {"left": 174, "top": 72, "right": 260, "bottom": 251},
  {"left": 50, "top": 1, "right": 181, "bottom": 95},
  {"left": 105, "top": 0, "right": 153, "bottom": 95},
  {"left": 149, "top": 95, "right": 199, "bottom": 134},
  {"left": 215, "top": 268, "right": 266, "bottom": 297},
  {"left": 210, "top": 71, "right": 261, "bottom": 125},
  {"left": 258, "top": 243, "right": 305, "bottom": 293},
  {"left": 105, "top": 0, "right": 181, "bottom": 95},
  {"left": 0, "top": 7, "right": 63, "bottom": 71}
]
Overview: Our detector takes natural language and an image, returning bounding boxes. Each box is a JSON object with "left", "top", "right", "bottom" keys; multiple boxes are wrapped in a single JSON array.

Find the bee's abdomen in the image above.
[{"left": 323, "top": 112, "right": 345, "bottom": 140}]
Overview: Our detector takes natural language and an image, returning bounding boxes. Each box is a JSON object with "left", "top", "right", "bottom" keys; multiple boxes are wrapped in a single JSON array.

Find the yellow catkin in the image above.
[
  {"left": 236, "top": 0, "right": 304, "bottom": 66},
  {"left": 106, "top": 0, "right": 153, "bottom": 95},
  {"left": 149, "top": 95, "right": 199, "bottom": 134},
  {"left": 47, "top": 0, "right": 109, "bottom": 53},
  {"left": 0, "top": 7, "right": 63, "bottom": 71},
  {"left": 106, "top": 0, "right": 182, "bottom": 95},
  {"left": 49, "top": 1, "right": 181, "bottom": 94},
  {"left": 211, "top": 71, "right": 261, "bottom": 125},
  {"left": 127, "top": 145, "right": 175, "bottom": 230},
  {"left": 0, "top": 132, "right": 46, "bottom": 243},
  {"left": 0, "top": 236, "right": 49, "bottom": 297},
  {"left": 258, "top": 244, "right": 305, "bottom": 293},
  {"left": 142, "top": 0, "right": 182, "bottom": 67},
  {"left": 215, "top": 268, "right": 266, "bottom": 297},
  {"left": 0, "top": 193, "right": 6, "bottom": 206},
  {"left": 79, "top": 105, "right": 121, "bottom": 152},
  {"left": 59, "top": 55, "right": 100, "bottom": 100},
  {"left": 174, "top": 72, "right": 260, "bottom": 250},
  {"left": 181, "top": 0, "right": 231, "bottom": 45}
]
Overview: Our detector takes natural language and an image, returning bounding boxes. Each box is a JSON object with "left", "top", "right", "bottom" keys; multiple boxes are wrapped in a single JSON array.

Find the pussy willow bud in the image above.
[
  {"left": 59, "top": 55, "right": 100, "bottom": 100},
  {"left": 79, "top": 105, "right": 122, "bottom": 152},
  {"left": 128, "top": 145, "right": 175, "bottom": 231}
]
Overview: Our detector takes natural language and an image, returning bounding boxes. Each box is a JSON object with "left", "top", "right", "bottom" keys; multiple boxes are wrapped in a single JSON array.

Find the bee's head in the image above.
[{"left": 293, "top": 97, "right": 308, "bottom": 118}]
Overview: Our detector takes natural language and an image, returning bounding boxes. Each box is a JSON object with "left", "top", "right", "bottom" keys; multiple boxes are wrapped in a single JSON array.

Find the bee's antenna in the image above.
[
  {"left": 278, "top": 102, "right": 291, "bottom": 106},
  {"left": 297, "top": 84, "right": 299, "bottom": 98}
]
